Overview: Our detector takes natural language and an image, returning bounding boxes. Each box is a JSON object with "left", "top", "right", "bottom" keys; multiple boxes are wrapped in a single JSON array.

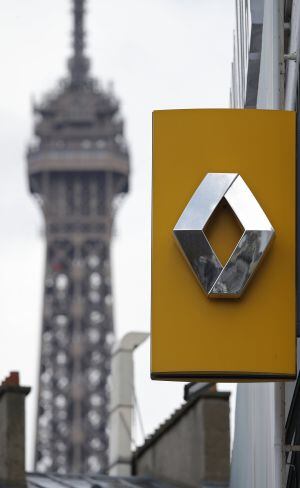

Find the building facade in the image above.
[
  {"left": 133, "top": 389, "right": 230, "bottom": 488},
  {"left": 230, "top": 0, "right": 264, "bottom": 108},
  {"left": 27, "top": 0, "right": 129, "bottom": 474},
  {"left": 230, "top": 1, "right": 299, "bottom": 487}
]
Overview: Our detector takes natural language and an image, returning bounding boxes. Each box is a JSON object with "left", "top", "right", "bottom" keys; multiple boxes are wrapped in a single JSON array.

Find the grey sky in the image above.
[{"left": 0, "top": 0, "right": 235, "bottom": 469}]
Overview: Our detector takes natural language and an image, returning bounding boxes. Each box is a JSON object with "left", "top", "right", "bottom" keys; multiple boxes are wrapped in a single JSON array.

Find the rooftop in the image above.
[{"left": 25, "top": 473, "right": 176, "bottom": 488}]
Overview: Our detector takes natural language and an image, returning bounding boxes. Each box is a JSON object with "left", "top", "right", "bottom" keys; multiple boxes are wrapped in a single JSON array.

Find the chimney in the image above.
[
  {"left": 108, "top": 332, "right": 149, "bottom": 476},
  {"left": 0, "top": 372, "right": 31, "bottom": 487}
]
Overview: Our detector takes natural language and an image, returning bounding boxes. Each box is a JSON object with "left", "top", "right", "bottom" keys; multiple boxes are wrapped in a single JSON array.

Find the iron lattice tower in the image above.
[{"left": 27, "top": 0, "right": 129, "bottom": 474}]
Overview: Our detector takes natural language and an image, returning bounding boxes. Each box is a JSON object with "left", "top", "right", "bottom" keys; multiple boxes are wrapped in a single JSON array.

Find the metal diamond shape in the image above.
[{"left": 173, "top": 173, "right": 275, "bottom": 298}]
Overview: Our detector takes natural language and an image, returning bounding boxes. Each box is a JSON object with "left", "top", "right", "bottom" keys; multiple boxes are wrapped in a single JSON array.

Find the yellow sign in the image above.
[{"left": 151, "top": 109, "right": 296, "bottom": 381}]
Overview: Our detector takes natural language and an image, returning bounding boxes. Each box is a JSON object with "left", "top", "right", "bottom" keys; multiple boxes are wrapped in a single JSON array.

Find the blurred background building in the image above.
[
  {"left": 27, "top": 0, "right": 129, "bottom": 474},
  {"left": 0, "top": 371, "right": 230, "bottom": 488}
]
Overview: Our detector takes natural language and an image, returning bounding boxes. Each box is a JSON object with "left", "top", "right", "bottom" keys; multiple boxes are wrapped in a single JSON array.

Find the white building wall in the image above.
[{"left": 230, "top": 1, "right": 286, "bottom": 487}]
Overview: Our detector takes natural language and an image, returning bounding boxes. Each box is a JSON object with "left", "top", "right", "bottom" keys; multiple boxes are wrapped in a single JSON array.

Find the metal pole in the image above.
[{"left": 285, "top": 0, "right": 300, "bottom": 110}]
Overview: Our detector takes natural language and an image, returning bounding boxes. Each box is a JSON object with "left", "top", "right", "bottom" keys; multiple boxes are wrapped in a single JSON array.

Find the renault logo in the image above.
[{"left": 173, "top": 173, "right": 275, "bottom": 298}]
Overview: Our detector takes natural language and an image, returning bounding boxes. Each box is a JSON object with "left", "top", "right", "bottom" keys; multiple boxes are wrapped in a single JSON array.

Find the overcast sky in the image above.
[{"left": 0, "top": 0, "right": 235, "bottom": 469}]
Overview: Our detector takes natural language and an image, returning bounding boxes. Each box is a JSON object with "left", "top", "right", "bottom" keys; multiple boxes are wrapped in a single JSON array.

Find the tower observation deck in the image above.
[{"left": 27, "top": 0, "right": 129, "bottom": 474}]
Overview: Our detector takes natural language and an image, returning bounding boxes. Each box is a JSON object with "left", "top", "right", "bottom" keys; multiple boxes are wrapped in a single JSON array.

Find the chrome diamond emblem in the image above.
[{"left": 173, "top": 173, "right": 275, "bottom": 298}]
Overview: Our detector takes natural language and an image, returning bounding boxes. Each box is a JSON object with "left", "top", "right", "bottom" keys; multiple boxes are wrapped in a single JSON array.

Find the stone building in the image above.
[{"left": 133, "top": 386, "right": 230, "bottom": 488}]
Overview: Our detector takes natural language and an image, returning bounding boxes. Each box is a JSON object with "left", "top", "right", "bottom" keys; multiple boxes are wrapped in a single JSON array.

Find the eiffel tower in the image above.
[{"left": 27, "top": 0, "right": 129, "bottom": 474}]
